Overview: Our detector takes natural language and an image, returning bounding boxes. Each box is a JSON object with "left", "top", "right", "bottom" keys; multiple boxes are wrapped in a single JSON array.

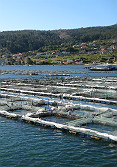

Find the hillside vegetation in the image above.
[
  {"left": 0, "top": 25, "right": 117, "bottom": 65},
  {"left": 0, "top": 25, "right": 116, "bottom": 54}
]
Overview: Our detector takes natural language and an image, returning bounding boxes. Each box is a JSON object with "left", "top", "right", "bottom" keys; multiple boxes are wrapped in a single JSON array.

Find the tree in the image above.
[
  {"left": 26, "top": 57, "right": 33, "bottom": 65},
  {"left": 65, "top": 47, "right": 76, "bottom": 53}
]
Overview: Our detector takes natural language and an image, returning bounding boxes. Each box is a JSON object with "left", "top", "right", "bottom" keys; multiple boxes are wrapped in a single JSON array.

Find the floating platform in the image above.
[
  {"left": 0, "top": 76, "right": 117, "bottom": 143},
  {"left": 0, "top": 107, "right": 117, "bottom": 142}
]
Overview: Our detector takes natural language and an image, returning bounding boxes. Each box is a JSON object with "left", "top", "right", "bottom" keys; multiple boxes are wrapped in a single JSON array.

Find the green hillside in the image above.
[{"left": 0, "top": 25, "right": 116, "bottom": 54}]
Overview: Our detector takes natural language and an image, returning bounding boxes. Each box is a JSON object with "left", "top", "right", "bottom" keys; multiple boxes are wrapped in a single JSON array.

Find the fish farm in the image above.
[{"left": 0, "top": 69, "right": 117, "bottom": 142}]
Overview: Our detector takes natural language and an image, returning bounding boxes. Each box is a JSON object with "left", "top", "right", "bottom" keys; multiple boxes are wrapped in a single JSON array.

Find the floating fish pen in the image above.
[
  {"left": 0, "top": 69, "right": 116, "bottom": 76},
  {"left": 0, "top": 75, "right": 117, "bottom": 142}
]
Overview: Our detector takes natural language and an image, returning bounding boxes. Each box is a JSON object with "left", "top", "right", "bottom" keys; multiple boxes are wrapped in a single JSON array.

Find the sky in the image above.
[{"left": 0, "top": 0, "right": 116, "bottom": 31}]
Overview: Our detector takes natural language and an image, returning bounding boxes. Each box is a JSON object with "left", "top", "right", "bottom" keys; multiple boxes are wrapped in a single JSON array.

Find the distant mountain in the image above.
[{"left": 0, "top": 25, "right": 116, "bottom": 54}]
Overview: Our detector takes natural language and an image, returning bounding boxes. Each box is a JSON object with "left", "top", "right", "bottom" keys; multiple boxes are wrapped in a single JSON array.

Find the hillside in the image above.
[{"left": 0, "top": 25, "right": 116, "bottom": 54}]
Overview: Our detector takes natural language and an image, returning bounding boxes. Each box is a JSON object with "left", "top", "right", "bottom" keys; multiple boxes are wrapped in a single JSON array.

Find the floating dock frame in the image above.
[{"left": 0, "top": 109, "right": 117, "bottom": 142}]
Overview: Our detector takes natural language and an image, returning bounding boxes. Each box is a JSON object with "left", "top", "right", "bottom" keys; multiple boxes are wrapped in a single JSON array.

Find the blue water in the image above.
[
  {"left": 0, "top": 65, "right": 87, "bottom": 71},
  {"left": 0, "top": 117, "right": 117, "bottom": 167},
  {"left": 0, "top": 65, "right": 117, "bottom": 167},
  {"left": 0, "top": 65, "right": 117, "bottom": 78}
]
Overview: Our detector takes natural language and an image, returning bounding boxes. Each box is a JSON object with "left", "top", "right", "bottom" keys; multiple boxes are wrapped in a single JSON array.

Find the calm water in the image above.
[
  {"left": 0, "top": 65, "right": 87, "bottom": 71},
  {"left": 0, "top": 65, "right": 117, "bottom": 167},
  {"left": 0, "top": 65, "right": 117, "bottom": 79},
  {"left": 0, "top": 117, "right": 117, "bottom": 167}
]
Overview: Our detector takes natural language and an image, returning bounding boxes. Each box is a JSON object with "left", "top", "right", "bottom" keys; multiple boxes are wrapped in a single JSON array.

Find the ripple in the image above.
[{"left": 0, "top": 117, "right": 117, "bottom": 167}]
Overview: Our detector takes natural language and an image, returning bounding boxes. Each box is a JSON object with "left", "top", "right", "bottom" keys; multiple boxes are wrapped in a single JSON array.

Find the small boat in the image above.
[{"left": 89, "top": 64, "right": 116, "bottom": 71}]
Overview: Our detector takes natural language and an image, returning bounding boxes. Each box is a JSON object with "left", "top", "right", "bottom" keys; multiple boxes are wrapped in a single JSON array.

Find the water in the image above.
[
  {"left": 0, "top": 65, "right": 117, "bottom": 166},
  {"left": 0, "top": 65, "right": 87, "bottom": 71},
  {"left": 42, "top": 115, "right": 69, "bottom": 124},
  {"left": 0, "top": 117, "right": 117, "bottom": 167},
  {"left": 0, "top": 65, "right": 117, "bottom": 78}
]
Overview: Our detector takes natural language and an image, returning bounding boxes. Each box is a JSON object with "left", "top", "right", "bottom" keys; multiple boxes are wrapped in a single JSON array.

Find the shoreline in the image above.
[{"left": 0, "top": 63, "right": 117, "bottom": 67}]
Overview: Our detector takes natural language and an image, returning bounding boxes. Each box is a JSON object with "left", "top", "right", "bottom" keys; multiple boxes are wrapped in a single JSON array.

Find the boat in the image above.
[{"left": 89, "top": 64, "right": 116, "bottom": 71}]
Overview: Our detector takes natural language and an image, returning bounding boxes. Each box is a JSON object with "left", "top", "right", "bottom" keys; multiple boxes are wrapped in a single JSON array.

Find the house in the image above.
[
  {"left": 81, "top": 43, "right": 87, "bottom": 46},
  {"left": 81, "top": 46, "right": 88, "bottom": 49},
  {"left": 63, "top": 62, "right": 68, "bottom": 65},
  {"left": 88, "top": 43, "right": 96, "bottom": 46},
  {"left": 36, "top": 53, "right": 41, "bottom": 57},
  {"left": 75, "top": 61, "right": 83, "bottom": 65},
  {"left": 79, "top": 50, "right": 86, "bottom": 54},
  {"left": 52, "top": 52, "right": 56, "bottom": 55},
  {"left": 67, "top": 60, "right": 74, "bottom": 63},
  {"left": 110, "top": 45, "right": 116, "bottom": 50},
  {"left": 73, "top": 45, "right": 79, "bottom": 48},
  {"left": 2, "top": 55, "right": 7, "bottom": 58},
  {"left": 100, "top": 49, "right": 108, "bottom": 54},
  {"left": 36, "top": 60, "right": 40, "bottom": 64},
  {"left": 62, "top": 51, "right": 70, "bottom": 55},
  {"left": 107, "top": 47, "right": 113, "bottom": 51}
]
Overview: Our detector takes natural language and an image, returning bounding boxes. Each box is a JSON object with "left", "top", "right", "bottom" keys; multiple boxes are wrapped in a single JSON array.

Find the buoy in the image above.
[
  {"left": 91, "top": 136, "right": 102, "bottom": 140},
  {"left": 69, "top": 130, "right": 78, "bottom": 134}
]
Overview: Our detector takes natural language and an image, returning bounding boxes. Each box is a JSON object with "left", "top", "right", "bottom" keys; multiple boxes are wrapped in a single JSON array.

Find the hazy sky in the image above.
[{"left": 0, "top": 0, "right": 116, "bottom": 31}]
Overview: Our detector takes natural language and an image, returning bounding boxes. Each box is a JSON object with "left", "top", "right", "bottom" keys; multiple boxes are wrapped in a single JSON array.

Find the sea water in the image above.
[{"left": 0, "top": 117, "right": 117, "bottom": 167}]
